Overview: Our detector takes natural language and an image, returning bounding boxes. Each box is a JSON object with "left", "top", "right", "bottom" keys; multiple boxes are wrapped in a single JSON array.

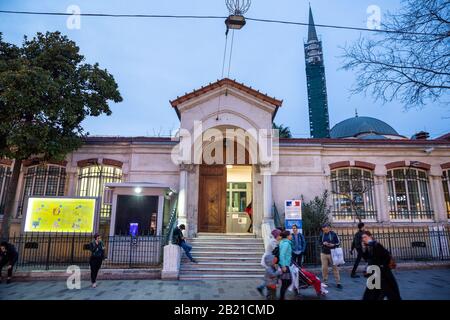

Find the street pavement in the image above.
[{"left": 1, "top": 268, "right": 449, "bottom": 300}]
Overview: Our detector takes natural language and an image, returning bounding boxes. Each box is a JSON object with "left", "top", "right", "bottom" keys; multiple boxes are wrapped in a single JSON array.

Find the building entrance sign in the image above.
[{"left": 285, "top": 200, "right": 302, "bottom": 233}]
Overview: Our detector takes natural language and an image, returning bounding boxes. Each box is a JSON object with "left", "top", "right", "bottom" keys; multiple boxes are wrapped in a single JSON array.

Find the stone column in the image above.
[
  {"left": 375, "top": 175, "right": 390, "bottom": 223},
  {"left": 177, "top": 164, "right": 189, "bottom": 228},
  {"left": 261, "top": 164, "right": 273, "bottom": 222},
  {"left": 429, "top": 175, "right": 447, "bottom": 223}
]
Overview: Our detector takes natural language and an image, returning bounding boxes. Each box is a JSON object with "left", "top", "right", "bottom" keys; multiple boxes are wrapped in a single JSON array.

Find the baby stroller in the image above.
[{"left": 291, "top": 261, "right": 328, "bottom": 297}]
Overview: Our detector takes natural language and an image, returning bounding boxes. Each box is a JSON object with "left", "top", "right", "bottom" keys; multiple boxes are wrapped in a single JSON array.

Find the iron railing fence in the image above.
[
  {"left": 302, "top": 226, "right": 450, "bottom": 266},
  {"left": 9, "top": 233, "right": 164, "bottom": 271},
  {"left": 7, "top": 226, "right": 450, "bottom": 271}
]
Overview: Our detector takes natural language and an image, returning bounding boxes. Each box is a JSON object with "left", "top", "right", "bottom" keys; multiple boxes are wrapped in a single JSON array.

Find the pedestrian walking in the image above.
[
  {"left": 279, "top": 230, "right": 292, "bottom": 300},
  {"left": 173, "top": 224, "right": 197, "bottom": 263},
  {"left": 0, "top": 241, "right": 18, "bottom": 284},
  {"left": 257, "top": 229, "right": 281, "bottom": 296},
  {"left": 245, "top": 202, "right": 253, "bottom": 233},
  {"left": 290, "top": 224, "right": 306, "bottom": 267},
  {"left": 263, "top": 253, "right": 282, "bottom": 300},
  {"left": 319, "top": 224, "right": 343, "bottom": 289},
  {"left": 89, "top": 233, "right": 105, "bottom": 288},
  {"left": 350, "top": 222, "right": 366, "bottom": 278},
  {"left": 361, "top": 231, "right": 401, "bottom": 300}
]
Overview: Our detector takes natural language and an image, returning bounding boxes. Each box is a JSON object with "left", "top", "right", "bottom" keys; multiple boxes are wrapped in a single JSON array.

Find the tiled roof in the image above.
[{"left": 170, "top": 78, "right": 283, "bottom": 108}]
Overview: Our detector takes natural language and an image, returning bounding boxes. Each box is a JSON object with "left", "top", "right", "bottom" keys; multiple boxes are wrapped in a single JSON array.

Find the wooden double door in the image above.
[{"left": 198, "top": 165, "right": 226, "bottom": 233}]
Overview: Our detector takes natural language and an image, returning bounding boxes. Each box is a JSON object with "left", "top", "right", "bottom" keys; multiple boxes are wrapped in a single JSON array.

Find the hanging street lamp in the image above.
[{"left": 225, "top": 0, "right": 251, "bottom": 32}]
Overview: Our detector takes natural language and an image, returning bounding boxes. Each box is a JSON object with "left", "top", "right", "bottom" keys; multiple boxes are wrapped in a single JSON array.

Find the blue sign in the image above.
[
  {"left": 129, "top": 223, "right": 139, "bottom": 236},
  {"left": 285, "top": 219, "right": 302, "bottom": 230}
]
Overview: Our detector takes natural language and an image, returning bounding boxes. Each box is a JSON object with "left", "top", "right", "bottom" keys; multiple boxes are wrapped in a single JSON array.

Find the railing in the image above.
[
  {"left": 9, "top": 233, "right": 164, "bottom": 271},
  {"left": 332, "top": 210, "right": 378, "bottom": 221},
  {"left": 302, "top": 226, "right": 450, "bottom": 266},
  {"left": 389, "top": 210, "right": 434, "bottom": 221},
  {"left": 272, "top": 202, "right": 283, "bottom": 229},
  {"left": 164, "top": 198, "right": 178, "bottom": 245}
]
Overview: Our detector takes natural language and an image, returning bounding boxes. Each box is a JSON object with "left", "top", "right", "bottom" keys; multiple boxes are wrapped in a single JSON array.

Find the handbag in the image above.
[{"left": 330, "top": 247, "right": 345, "bottom": 266}]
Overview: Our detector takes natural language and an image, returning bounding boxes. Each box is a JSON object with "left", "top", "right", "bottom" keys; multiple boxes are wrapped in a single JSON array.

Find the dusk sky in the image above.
[{"left": 1, "top": 0, "right": 448, "bottom": 138}]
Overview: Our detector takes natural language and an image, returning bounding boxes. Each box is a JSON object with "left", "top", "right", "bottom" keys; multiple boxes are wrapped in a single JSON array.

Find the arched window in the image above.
[
  {"left": 387, "top": 168, "right": 433, "bottom": 221},
  {"left": 21, "top": 164, "right": 66, "bottom": 216},
  {"left": 0, "top": 165, "right": 12, "bottom": 215},
  {"left": 330, "top": 168, "right": 377, "bottom": 221},
  {"left": 77, "top": 165, "right": 122, "bottom": 218},
  {"left": 442, "top": 170, "right": 450, "bottom": 220}
]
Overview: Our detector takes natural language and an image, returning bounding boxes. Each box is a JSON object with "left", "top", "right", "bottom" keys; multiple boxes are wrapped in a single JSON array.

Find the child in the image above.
[{"left": 264, "top": 254, "right": 282, "bottom": 300}]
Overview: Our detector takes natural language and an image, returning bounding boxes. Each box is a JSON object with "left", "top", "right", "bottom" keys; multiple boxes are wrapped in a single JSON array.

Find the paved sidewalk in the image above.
[{"left": 1, "top": 269, "right": 449, "bottom": 300}]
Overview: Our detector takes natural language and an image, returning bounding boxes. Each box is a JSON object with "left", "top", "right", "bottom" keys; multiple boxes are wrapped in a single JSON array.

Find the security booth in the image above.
[{"left": 104, "top": 182, "right": 177, "bottom": 265}]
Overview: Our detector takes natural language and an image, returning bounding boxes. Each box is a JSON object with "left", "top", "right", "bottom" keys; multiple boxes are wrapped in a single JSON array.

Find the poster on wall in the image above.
[
  {"left": 23, "top": 197, "right": 99, "bottom": 233},
  {"left": 285, "top": 200, "right": 302, "bottom": 234}
]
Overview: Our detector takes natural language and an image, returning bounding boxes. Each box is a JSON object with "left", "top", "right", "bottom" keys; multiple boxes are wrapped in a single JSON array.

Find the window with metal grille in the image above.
[
  {"left": 330, "top": 168, "right": 377, "bottom": 221},
  {"left": 442, "top": 170, "right": 450, "bottom": 220},
  {"left": 77, "top": 165, "right": 122, "bottom": 218},
  {"left": 19, "top": 164, "right": 66, "bottom": 216},
  {"left": 387, "top": 168, "right": 433, "bottom": 221},
  {"left": 0, "top": 165, "right": 12, "bottom": 215}
]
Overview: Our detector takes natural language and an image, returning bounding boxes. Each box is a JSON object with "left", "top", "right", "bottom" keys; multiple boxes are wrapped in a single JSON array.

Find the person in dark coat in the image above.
[
  {"left": 172, "top": 224, "right": 197, "bottom": 263},
  {"left": 361, "top": 231, "right": 402, "bottom": 300},
  {"left": 0, "top": 241, "right": 18, "bottom": 284},
  {"left": 89, "top": 233, "right": 105, "bottom": 288},
  {"left": 350, "top": 222, "right": 366, "bottom": 278}
]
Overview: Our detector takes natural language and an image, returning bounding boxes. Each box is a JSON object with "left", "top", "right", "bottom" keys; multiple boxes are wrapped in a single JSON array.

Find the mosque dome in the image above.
[{"left": 330, "top": 116, "right": 403, "bottom": 139}]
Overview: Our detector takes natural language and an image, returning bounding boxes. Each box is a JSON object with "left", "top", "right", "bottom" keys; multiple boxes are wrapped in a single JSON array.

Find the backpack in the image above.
[{"left": 272, "top": 246, "right": 280, "bottom": 263}]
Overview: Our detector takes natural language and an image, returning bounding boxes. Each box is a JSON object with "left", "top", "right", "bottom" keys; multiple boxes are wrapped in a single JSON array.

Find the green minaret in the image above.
[{"left": 304, "top": 5, "right": 330, "bottom": 138}]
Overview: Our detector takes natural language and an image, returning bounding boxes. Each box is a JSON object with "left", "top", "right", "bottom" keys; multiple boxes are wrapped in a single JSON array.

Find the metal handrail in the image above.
[
  {"left": 272, "top": 202, "right": 282, "bottom": 229},
  {"left": 164, "top": 197, "right": 178, "bottom": 245}
]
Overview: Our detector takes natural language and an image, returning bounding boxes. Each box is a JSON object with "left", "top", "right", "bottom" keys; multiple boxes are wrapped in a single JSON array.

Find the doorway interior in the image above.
[{"left": 226, "top": 165, "right": 252, "bottom": 233}]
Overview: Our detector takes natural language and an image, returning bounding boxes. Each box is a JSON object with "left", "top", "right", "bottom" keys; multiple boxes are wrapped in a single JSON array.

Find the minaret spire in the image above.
[
  {"left": 304, "top": 5, "right": 330, "bottom": 138},
  {"left": 307, "top": 4, "right": 318, "bottom": 42}
]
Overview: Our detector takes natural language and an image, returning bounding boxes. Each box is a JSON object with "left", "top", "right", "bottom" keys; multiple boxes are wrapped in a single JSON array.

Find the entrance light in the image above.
[
  {"left": 134, "top": 187, "right": 142, "bottom": 194},
  {"left": 226, "top": 165, "right": 234, "bottom": 169}
]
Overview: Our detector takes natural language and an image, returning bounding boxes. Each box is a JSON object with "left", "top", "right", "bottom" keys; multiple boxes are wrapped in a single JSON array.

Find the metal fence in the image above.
[
  {"left": 302, "top": 226, "right": 450, "bottom": 266},
  {"left": 9, "top": 233, "right": 164, "bottom": 271}
]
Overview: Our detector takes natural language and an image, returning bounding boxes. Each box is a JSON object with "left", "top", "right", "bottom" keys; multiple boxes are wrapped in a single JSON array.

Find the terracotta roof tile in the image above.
[{"left": 170, "top": 78, "right": 283, "bottom": 108}]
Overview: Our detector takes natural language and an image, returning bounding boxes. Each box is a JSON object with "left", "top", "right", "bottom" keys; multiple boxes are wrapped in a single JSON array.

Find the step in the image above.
[
  {"left": 181, "top": 264, "right": 263, "bottom": 270},
  {"left": 189, "top": 252, "right": 263, "bottom": 257},
  {"left": 180, "top": 267, "right": 263, "bottom": 272},
  {"left": 189, "top": 239, "right": 263, "bottom": 244},
  {"left": 183, "top": 261, "right": 262, "bottom": 267},
  {"left": 179, "top": 274, "right": 264, "bottom": 280},
  {"left": 191, "top": 246, "right": 263, "bottom": 251},
  {"left": 181, "top": 256, "right": 261, "bottom": 262}
]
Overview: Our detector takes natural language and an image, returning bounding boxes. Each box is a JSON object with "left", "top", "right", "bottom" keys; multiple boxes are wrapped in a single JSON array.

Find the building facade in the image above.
[{"left": 1, "top": 78, "right": 449, "bottom": 238}]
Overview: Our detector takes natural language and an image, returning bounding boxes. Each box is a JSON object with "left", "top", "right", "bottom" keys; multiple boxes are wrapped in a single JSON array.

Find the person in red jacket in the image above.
[{"left": 245, "top": 201, "right": 253, "bottom": 233}]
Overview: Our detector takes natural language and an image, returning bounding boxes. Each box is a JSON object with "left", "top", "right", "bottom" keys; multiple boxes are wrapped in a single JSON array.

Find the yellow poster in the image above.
[{"left": 24, "top": 198, "right": 97, "bottom": 233}]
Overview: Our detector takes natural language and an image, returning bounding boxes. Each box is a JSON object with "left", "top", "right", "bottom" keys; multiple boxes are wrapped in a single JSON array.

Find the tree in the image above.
[
  {"left": 0, "top": 32, "right": 122, "bottom": 239},
  {"left": 272, "top": 123, "right": 292, "bottom": 138},
  {"left": 301, "top": 191, "right": 331, "bottom": 234},
  {"left": 342, "top": 0, "right": 449, "bottom": 108}
]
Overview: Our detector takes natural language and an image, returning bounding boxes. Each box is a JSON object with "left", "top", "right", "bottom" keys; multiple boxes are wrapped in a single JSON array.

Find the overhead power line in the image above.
[{"left": 0, "top": 10, "right": 443, "bottom": 37}]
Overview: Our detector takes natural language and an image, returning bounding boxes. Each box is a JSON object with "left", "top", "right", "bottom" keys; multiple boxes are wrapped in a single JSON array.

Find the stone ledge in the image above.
[{"left": 12, "top": 268, "right": 161, "bottom": 282}]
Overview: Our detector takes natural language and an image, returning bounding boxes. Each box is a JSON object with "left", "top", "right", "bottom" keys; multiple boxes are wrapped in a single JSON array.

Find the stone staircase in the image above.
[{"left": 179, "top": 233, "right": 265, "bottom": 280}]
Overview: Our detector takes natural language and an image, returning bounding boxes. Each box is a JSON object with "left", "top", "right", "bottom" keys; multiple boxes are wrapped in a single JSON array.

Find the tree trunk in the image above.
[{"left": 1, "top": 159, "right": 22, "bottom": 240}]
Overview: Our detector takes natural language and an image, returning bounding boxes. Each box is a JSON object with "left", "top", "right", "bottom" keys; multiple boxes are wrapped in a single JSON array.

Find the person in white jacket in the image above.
[{"left": 257, "top": 229, "right": 282, "bottom": 296}]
